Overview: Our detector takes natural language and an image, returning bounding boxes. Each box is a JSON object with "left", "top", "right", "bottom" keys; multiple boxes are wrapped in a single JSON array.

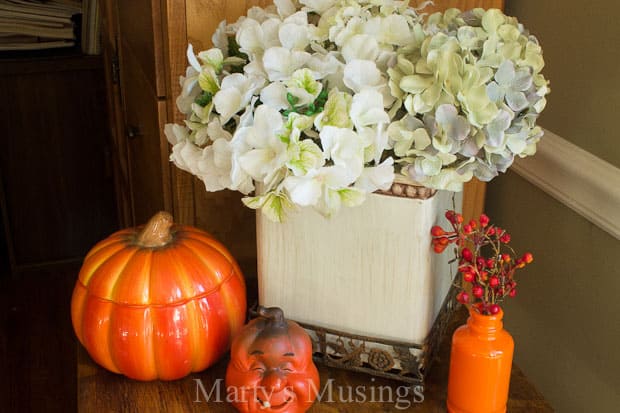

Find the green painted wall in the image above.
[
  {"left": 486, "top": 172, "right": 620, "bottom": 411},
  {"left": 505, "top": 0, "right": 620, "bottom": 168},
  {"left": 486, "top": 3, "right": 620, "bottom": 410}
]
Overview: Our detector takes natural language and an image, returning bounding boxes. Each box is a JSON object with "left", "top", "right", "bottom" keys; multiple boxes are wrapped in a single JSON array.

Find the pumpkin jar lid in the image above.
[{"left": 77, "top": 211, "right": 243, "bottom": 307}]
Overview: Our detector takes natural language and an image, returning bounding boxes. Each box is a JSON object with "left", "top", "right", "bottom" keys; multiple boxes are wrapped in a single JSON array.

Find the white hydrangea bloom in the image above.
[
  {"left": 236, "top": 17, "right": 282, "bottom": 59},
  {"left": 343, "top": 60, "right": 385, "bottom": 94},
  {"left": 358, "top": 127, "right": 381, "bottom": 164},
  {"left": 206, "top": 118, "right": 232, "bottom": 142},
  {"left": 285, "top": 68, "right": 323, "bottom": 106},
  {"left": 283, "top": 166, "right": 366, "bottom": 217},
  {"left": 278, "top": 11, "right": 312, "bottom": 50},
  {"left": 263, "top": 47, "right": 312, "bottom": 81},
  {"left": 308, "top": 52, "right": 346, "bottom": 89},
  {"left": 274, "top": 0, "right": 297, "bottom": 18},
  {"left": 355, "top": 157, "right": 395, "bottom": 193},
  {"left": 242, "top": 190, "right": 295, "bottom": 222},
  {"left": 211, "top": 21, "right": 228, "bottom": 53},
  {"left": 319, "top": 126, "right": 366, "bottom": 181},
  {"left": 176, "top": 66, "right": 200, "bottom": 115},
  {"left": 165, "top": 124, "right": 232, "bottom": 192},
  {"left": 195, "top": 138, "right": 234, "bottom": 191},
  {"left": 343, "top": 60, "right": 394, "bottom": 107},
  {"left": 387, "top": 115, "right": 431, "bottom": 156},
  {"left": 231, "top": 105, "right": 289, "bottom": 189},
  {"left": 260, "top": 82, "right": 289, "bottom": 110},
  {"left": 349, "top": 89, "right": 390, "bottom": 131},
  {"left": 363, "top": 15, "right": 411, "bottom": 47},
  {"left": 213, "top": 73, "right": 263, "bottom": 124},
  {"left": 342, "top": 34, "right": 380, "bottom": 62}
]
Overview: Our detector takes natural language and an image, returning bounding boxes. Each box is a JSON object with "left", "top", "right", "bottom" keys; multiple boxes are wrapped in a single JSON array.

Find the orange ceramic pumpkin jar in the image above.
[{"left": 71, "top": 211, "right": 247, "bottom": 381}]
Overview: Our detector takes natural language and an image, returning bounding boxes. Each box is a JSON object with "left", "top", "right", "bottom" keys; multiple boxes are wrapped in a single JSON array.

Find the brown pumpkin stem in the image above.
[
  {"left": 136, "top": 211, "right": 174, "bottom": 247},
  {"left": 257, "top": 306, "right": 287, "bottom": 329}
]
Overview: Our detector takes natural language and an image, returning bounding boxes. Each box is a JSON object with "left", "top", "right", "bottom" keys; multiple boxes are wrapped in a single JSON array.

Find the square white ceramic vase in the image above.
[{"left": 256, "top": 185, "right": 462, "bottom": 345}]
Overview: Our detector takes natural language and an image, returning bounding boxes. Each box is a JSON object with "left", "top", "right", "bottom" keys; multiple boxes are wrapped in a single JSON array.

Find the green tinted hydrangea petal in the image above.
[
  {"left": 396, "top": 54, "right": 415, "bottom": 75},
  {"left": 242, "top": 191, "right": 294, "bottom": 223},
  {"left": 457, "top": 26, "right": 481, "bottom": 49},
  {"left": 414, "top": 82, "right": 442, "bottom": 113},
  {"left": 315, "top": 89, "right": 353, "bottom": 130},
  {"left": 400, "top": 75, "right": 435, "bottom": 94},
  {"left": 412, "top": 127, "right": 432, "bottom": 150},
  {"left": 415, "top": 59, "right": 433, "bottom": 75},
  {"left": 498, "top": 24, "right": 520, "bottom": 42},
  {"left": 461, "top": 85, "right": 498, "bottom": 126},
  {"left": 420, "top": 156, "right": 442, "bottom": 176},
  {"left": 198, "top": 48, "right": 224, "bottom": 72},
  {"left": 338, "top": 188, "right": 366, "bottom": 207},
  {"left": 495, "top": 60, "right": 515, "bottom": 85},
  {"left": 482, "top": 9, "right": 506, "bottom": 34},
  {"left": 486, "top": 81, "right": 503, "bottom": 102},
  {"left": 287, "top": 139, "right": 325, "bottom": 176},
  {"left": 512, "top": 68, "right": 533, "bottom": 91},
  {"left": 534, "top": 96, "right": 547, "bottom": 113},
  {"left": 506, "top": 90, "right": 529, "bottom": 112},
  {"left": 198, "top": 69, "right": 220, "bottom": 94}
]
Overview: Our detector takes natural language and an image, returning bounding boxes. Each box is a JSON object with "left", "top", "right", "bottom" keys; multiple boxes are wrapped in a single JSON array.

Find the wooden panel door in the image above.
[
  {"left": 116, "top": 0, "right": 167, "bottom": 99},
  {"left": 110, "top": 0, "right": 173, "bottom": 225},
  {"left": 100, "top": 0, "right": 132, "bottom": 227},
  {"left": 121, "top": 58, "right": 171, "bottom": 225}
]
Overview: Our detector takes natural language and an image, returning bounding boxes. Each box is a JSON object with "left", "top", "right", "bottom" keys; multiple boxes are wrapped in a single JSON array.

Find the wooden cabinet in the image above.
[
  {"left": 102, "top": 0, "right": 500, "bottom": 276},
  {"left": 0, "top": 54, "right": 118, "bottom": 274},
  {"left": 101, "top": 0, "right": 172, "bottom": 228}
]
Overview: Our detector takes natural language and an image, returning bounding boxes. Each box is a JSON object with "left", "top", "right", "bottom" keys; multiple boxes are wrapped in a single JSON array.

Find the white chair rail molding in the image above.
[{"left": 512, "top": 129, "right": 620, "bottom": 240}]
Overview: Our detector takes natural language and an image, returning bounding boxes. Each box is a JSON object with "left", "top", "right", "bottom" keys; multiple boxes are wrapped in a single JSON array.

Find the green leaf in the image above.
[
  {"left": 287, "top": 93, "right": 300, "bottom": 107},
  {"left": 195, "top": 91, "right": 213, "bottom": 107},
  {"left": 227, "top": 37, "right": 248, "bottom": 61}
]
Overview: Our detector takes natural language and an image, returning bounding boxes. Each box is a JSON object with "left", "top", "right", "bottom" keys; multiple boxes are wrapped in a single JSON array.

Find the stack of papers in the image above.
[
  {"left": 0, "top": 0, "right": 82, "bottom": 51},
  {"left": 81, "top": 0, "right": 99, "bottom": 54}
]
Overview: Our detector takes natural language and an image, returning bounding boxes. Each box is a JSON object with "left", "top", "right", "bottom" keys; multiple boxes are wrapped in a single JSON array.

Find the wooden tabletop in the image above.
[{"left": 78, "top": 308, "right": 553, "bottom": 412}]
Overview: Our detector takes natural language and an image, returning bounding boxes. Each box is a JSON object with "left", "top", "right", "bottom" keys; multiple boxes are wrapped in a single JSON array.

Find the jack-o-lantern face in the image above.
[{"left": 226, "top": 307, "right": 319, "bottom": 413}]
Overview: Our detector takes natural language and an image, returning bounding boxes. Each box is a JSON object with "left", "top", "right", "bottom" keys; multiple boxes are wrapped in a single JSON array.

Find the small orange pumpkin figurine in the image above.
[
  {"left": 71, "top": 211, "right": 247, "bottom": 380},
  {"left": 226, "top": 306, "right": 320, "bottom": 413}
]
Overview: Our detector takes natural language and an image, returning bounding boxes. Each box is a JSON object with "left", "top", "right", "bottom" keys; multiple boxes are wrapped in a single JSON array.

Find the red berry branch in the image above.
[{"left": 431, "top": 211, "right": 534, "bottom": 315}]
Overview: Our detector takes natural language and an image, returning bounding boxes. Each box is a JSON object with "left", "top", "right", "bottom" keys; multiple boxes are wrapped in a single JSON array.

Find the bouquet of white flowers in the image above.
[{"left": 165, "top": 0, "right": 549, "bottom": 222}]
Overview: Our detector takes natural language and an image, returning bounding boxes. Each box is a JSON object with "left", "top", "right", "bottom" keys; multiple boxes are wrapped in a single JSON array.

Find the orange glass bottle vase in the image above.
[{"left": 447, "top": 308, "right": 514, "bottom": 413}]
